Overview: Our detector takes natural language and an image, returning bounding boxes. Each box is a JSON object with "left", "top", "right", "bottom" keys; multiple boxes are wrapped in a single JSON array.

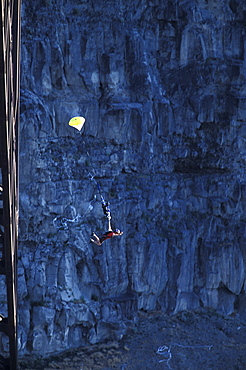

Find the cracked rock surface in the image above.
[{"left": 20, "top": 309, "right": 246, "bottom": 369}]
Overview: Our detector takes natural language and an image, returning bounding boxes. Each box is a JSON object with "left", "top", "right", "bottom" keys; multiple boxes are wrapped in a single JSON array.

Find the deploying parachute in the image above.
[{"left": 69, "top": 116, "right": 85, "bottom": 131}]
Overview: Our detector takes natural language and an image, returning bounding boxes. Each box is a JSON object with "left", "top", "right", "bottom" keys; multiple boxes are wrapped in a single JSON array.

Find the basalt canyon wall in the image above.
[{"left": 1, "top": 0, "right": 246, "bottom": 358}]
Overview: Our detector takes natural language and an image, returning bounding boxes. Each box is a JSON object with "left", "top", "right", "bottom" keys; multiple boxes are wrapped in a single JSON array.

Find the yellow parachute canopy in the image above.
[{"left": 69, "top": 116, "right": 85, "bottom": 131}]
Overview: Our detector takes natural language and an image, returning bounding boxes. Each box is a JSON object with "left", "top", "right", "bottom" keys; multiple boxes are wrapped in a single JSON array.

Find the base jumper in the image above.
[{"left": 90, "top": 198, "right": 123, "bottom": 246}]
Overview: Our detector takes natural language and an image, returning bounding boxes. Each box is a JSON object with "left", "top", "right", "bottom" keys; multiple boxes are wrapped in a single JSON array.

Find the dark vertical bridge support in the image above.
[{"left": 0, "top": 0, "right": 21, "bottom": 369}]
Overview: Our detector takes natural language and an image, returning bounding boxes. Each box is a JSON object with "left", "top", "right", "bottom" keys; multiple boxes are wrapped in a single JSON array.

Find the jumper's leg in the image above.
[
  {"left": 90, "top": 233, "right": 102, "bottom": 246},
  {"left": 91, "top": 238, "right": 101, "bottom": 246},
  {"left": 92, "top": 232, "right": 100, "bottom": 242}
]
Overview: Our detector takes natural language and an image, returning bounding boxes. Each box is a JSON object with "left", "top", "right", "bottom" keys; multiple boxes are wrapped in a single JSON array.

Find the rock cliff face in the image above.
[{"left": 7, "top": 0, "right": 246, "bottom": 357}]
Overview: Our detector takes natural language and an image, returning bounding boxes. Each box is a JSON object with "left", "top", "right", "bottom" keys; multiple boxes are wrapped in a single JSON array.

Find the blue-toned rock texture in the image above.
[{"left": 8, "top": 0, "right": 246, "bottom": 357}]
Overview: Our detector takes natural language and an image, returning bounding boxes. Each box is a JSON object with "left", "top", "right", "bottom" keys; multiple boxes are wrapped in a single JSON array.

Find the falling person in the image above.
[{"left": 90, "top": 203, "right": 123, "bottom": 246}]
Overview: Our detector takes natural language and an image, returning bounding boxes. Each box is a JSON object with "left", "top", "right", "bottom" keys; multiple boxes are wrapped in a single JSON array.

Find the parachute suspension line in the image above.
[
  {"left": 98, "top": 182, "right": 111, "bottom": 220},
  {"left": 88, "top": 174, "right": 111, "bottom": 220},
  {"left": 82, "top": 140, "right": 109, "bottom": 215}
]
